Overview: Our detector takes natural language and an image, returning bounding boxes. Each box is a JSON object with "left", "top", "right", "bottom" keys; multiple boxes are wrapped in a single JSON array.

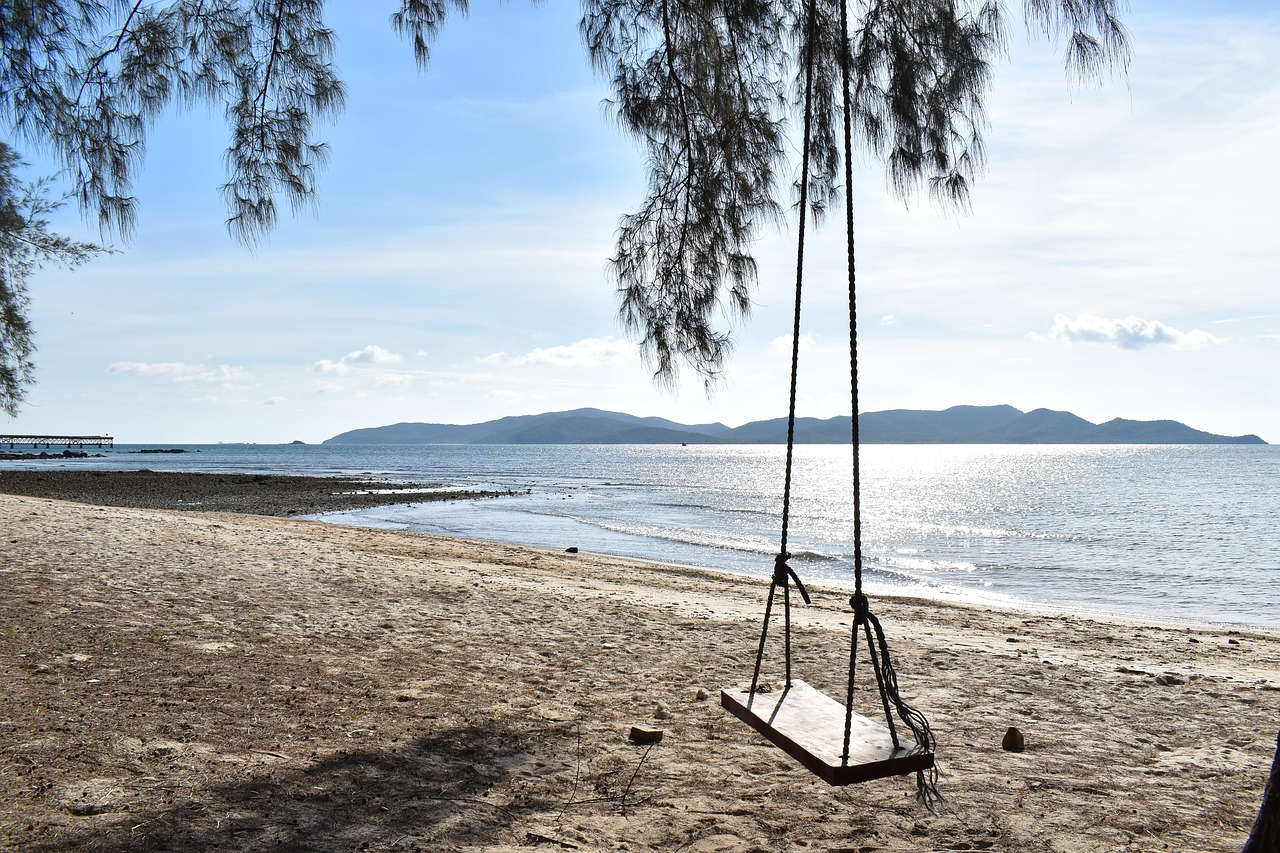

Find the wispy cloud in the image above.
[
  {"left": 312, "top": 345, "right": 404, "bottom": 375},
  {"left": 485, "top": 337, "right": 638, "bottom": 368},
  {"left": 1049, "top": 313, "right": 1224, "bottom": 349},
  {"left": 109, "top": 362, "right": 248, "bottom": 383}
]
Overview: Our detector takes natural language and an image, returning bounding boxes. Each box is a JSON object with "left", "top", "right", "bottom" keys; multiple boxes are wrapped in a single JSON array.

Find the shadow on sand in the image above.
[{"left": 30, "top": 719, "right": 571, "bottom": 852}]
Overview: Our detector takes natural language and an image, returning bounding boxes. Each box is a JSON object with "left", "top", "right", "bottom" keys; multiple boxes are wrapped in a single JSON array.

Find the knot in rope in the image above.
[
  {"left": 850, "top": 591, "right": 870, "bottom": 624},
  {"left": 774, "top": 553, "right": 812, "bottom": 605}
]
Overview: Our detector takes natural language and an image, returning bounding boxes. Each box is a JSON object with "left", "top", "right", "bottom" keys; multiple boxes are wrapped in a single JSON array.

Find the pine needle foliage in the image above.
[
  {"left": 0, "top": 143, "right": 104, "bottom": 416},
  {"left": 400, "top": 0, "right": 1130, "bottom": 387},
  {"left": 0, "top": 0, "right": 345, "bottom": 246},
  {"left": 583, "top": 0, "right": 1130, "bottom": 386},
  {"left": 0, "top": 0, "right": 1130, "bottom": 390}
]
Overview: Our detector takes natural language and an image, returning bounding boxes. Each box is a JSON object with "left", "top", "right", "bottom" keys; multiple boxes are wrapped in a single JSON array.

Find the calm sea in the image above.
[{"left": 8, "top": 443, "right": 1278, "bottom": 629}]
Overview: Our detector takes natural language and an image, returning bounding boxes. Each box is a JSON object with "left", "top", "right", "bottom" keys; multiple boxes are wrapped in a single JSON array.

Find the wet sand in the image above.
[{"left": 0, "top": 469, "right": 512, "bottom": 516}]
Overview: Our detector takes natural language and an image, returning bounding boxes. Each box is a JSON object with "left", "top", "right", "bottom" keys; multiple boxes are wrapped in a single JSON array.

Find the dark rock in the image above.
[{"left": 1002, "top": 726, "right": 1026, "bottom": 752}]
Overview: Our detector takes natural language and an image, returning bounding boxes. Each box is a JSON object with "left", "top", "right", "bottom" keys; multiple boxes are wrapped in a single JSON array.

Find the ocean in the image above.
[{"left": 8, "top": 442, "right": 1277, "bottom": 629}]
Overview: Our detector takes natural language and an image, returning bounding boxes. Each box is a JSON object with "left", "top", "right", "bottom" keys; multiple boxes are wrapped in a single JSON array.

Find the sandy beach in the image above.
[{"left": 2, "top": 478, "right": 1277, "bottom": 851}]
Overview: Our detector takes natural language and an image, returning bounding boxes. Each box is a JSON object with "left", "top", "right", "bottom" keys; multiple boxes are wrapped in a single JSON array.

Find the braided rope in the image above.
[
  {"left": 746, "top": 0, "right": 942, "bottom": 811},
  {"left": 835, "top": 0, "right": 942, "bottom": 810},
  {"left": 751, "top": 0, "right": 821, "bottom": 693}
]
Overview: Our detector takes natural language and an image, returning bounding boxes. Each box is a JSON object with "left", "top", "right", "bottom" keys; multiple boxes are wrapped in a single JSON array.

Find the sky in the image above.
[{"left": 6, "top": 0, "right": 1279, "bottom": 444}]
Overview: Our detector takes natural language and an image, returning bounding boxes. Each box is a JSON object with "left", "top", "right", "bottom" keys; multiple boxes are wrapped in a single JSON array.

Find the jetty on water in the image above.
[{"left": 1, "top": 434, "right": 114, "bottom": 450}]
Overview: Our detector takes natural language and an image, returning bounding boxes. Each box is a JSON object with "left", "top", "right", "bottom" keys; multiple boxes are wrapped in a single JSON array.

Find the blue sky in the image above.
[{"left": 7, "top": 1, "right": 1279, "bottom": 443}]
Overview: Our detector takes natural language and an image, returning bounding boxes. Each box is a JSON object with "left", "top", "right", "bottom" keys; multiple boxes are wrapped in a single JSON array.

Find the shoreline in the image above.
[
  {"left": 2, "top": 491, "right": 1277, "bottom": 851},
  {"left": 0, "top": 468, "right": 516, "bottom": 517},
  {"left": 3, "top": 467, "right": 1272, "bottom": 633}
]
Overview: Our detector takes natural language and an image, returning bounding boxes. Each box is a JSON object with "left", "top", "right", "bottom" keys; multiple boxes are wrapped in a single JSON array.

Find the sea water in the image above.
[{"left": 8, "top": 442, "right": 1278, "bottom": 628}]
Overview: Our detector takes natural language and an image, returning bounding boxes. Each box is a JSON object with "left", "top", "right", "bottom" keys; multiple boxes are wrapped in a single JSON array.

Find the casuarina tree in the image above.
[
  {"left": 2, "top": 0, "right": 1129, "bottom": 400},
  {"left": 0, "top": 142, "right": 103, "bottom": 416},
  {"left": 1243, "top": 730, "right": 1280, "bottom": 853}
]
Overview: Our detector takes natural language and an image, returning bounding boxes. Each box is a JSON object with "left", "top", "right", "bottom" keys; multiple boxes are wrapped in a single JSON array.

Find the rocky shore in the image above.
[{"left": 0, "top": 469, "right": 514, "bottom": 517}]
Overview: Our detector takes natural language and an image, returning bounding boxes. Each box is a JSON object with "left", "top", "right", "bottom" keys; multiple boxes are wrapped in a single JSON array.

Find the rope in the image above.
[
  {"left": 751, "top": 0, "right": 821, "bottom": 692},
  {"left": 834, "top": 0, "right": 942, "bottom": 810},
  {"left": 744, "top": 0, "right": 942, "bottom": 812},
  {"left": 839, "top": 0, "right": 865, "bottom": 598},
  {"left": 778, "top": 0, "right": 821, "bottom": 561},
  {"left": 865, "top": 606, "right": 943, "bottom": 811}
]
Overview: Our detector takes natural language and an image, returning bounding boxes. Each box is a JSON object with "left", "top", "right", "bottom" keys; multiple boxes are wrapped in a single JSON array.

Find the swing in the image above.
[{"left": 719, "top": 0, "right": 939, "bottom": 804}]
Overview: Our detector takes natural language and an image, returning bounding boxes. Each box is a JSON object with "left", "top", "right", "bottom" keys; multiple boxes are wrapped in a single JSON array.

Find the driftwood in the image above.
[{"left": 1243, "top": 729, "right": 1280, "bottom": 853}]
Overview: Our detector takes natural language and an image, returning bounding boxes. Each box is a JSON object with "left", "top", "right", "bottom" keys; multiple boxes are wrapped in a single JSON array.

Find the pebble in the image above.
[{"left": 1002, "top": 726, "right": 1026, "bottom": 753}]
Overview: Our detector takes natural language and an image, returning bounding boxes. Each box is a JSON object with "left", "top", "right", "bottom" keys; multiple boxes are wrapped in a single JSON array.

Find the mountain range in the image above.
[{"left": 323, "top": 405, "right": 1266, "bottom": 445}]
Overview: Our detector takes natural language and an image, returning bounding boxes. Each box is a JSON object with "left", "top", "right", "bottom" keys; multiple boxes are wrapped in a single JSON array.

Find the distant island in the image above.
[{"left": 324, "top": 405, "right": 1266, "bottom": 446}]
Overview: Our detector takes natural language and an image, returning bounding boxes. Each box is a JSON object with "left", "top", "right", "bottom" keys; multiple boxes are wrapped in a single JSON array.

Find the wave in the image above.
[
  {"left": 292, "top": 443, "right": 1278, "bottom": 629},
  {"left": 530, "top": 508, "right": 776, "bottom": 558},
  {"left": 787, "top": 549, "right": 844, "bottom": 563}
]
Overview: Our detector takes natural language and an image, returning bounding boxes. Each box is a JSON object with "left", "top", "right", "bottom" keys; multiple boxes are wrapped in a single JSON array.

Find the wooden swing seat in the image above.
[{"left": 721, "top": 679, "right": 934, "bottom": 785}]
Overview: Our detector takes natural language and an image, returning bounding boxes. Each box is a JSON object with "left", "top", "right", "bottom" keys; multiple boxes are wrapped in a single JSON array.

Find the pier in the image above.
[{"left": 1, "top": 434, "right": 114, "bottom": 450}]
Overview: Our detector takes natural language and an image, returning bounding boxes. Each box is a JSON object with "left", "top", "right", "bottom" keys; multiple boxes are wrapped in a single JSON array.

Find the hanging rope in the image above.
[
  {"left": 748, "top": 0, "right": 822, "bottom": 698},
  {"left": 742, "top": 0, "right": 941, "bottom": 811},
  {"left": 835, "top": 0, "right": 942, "bottom": 810}
]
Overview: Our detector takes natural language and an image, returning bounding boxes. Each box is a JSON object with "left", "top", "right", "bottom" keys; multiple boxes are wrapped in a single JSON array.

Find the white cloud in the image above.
[
  {"left": 312, "top": 345, "right": 404, "bottom": 375},
  {"left": 488, "top": 337, "right": 638, "bottom": 368},
  {"left": 1049, "top": 314, "right": 1224, "bottom": 350},
  {"left": 770, "top": 334, "right": 817, "bottom": 353},
  {"left": 109, "top": 362, "right": 248, "bottom": 383}
]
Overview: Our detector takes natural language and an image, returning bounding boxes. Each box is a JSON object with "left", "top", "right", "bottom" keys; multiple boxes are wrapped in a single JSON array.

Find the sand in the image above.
[{"left": 2, "top": 485, "right": 1277, "bottom": 852}]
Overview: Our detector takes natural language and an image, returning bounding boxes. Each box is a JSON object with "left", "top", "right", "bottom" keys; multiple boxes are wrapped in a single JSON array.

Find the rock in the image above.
[
  {"left": 1002, "top": 726, "right": 1026, "bottom": 753},
  {"left": 653, "top": 703, "right": 671, "bottom": 720},
  {"left": 1155, "top": 674, "right": 1187, "bottom": 686},
  {"left": 694, "top": 688, "right": 708, "bottom": 701},
  {"left": 629, "top": 725, "right": 664, "bottom": 744},
  {"left": 564, "top": 546, "right": 578, "bottom": 553}
]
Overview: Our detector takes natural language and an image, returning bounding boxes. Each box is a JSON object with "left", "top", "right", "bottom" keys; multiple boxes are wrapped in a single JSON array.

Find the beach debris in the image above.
[
  {"left": 525, "top": 831, "right": 579, "bottom": 849},
  {"left": 629, "top": 725, "right": 665, "bottom": 744},
  {"left": 564, "top": 546, "right": 579, "bottom": 553},
  {"left": 1002, "top": 726, "right": 1026, "bottom": 753},
  {"left": 65, "top": 802, "right": 118, "bottom": 817}
]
